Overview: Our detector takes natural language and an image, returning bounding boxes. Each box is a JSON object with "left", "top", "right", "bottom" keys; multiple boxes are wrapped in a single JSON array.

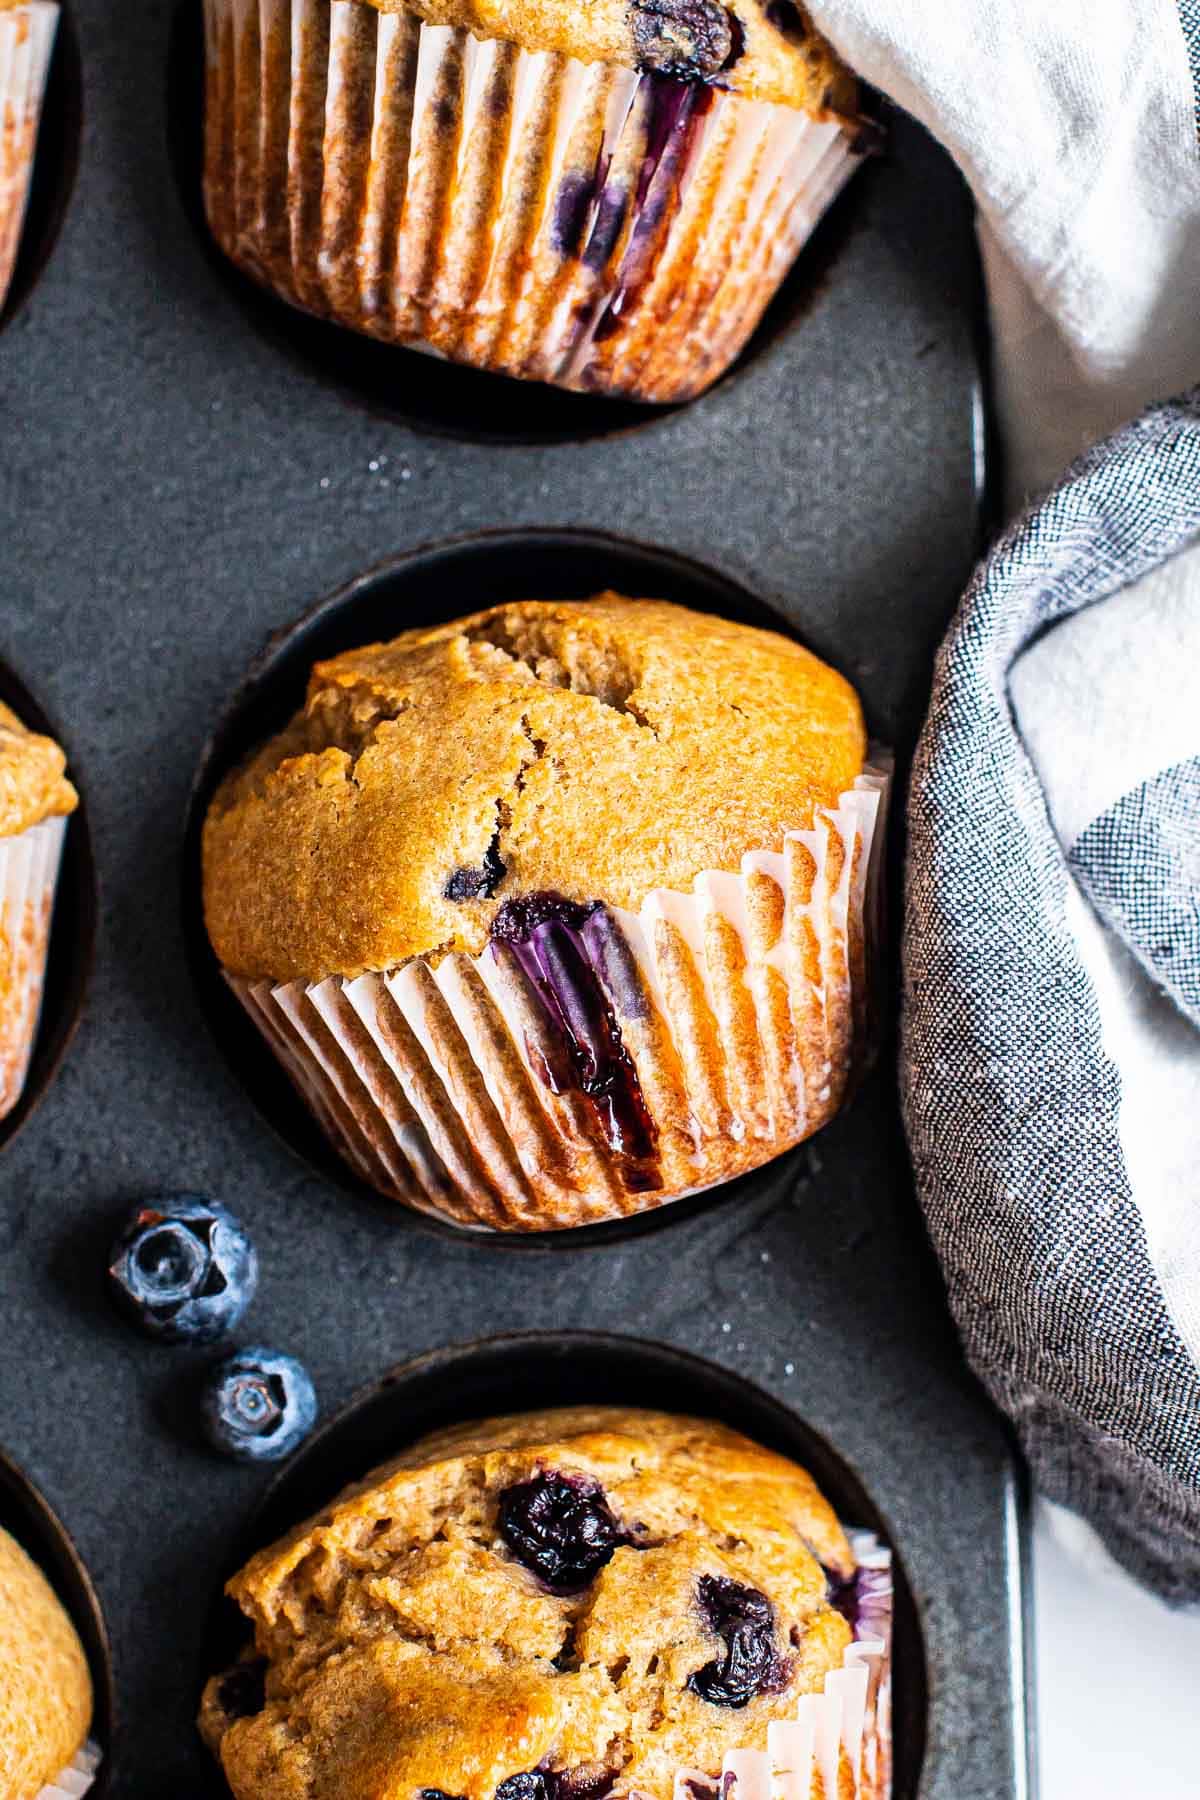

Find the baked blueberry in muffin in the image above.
[
  {"left": 202, "top": 596, "right": 888, "bottom": 1231},
  {"left": 199, "top": 1408, "right": 863, "bottom": 1799}
]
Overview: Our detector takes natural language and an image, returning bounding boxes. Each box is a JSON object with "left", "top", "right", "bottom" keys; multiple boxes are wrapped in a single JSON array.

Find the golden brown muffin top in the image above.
[
  {"left": 203, "top": 596, "right": 866, "bottom": 985},
  {"left": 0, "top": 1526, "right": 93, "bottom": 1800},
  {"left": 0, "top": 702, "right": 77, "bottom": 842},
  {"left": 353, "top": 0, "right": 857, "bottom": 113},
  {"left": 201, "top": 1406, "right": 856, "bottom": 1800}
]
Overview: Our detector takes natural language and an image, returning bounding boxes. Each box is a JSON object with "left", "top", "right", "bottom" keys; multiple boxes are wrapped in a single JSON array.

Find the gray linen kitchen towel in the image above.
[{"left": 901, "top": 392, "right": 1200, "bottom": 1600}]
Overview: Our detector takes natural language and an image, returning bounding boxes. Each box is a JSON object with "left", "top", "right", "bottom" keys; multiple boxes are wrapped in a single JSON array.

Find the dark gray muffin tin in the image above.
[{"left": 0, "top": 1, "right": 1030, "bottom": 1794}]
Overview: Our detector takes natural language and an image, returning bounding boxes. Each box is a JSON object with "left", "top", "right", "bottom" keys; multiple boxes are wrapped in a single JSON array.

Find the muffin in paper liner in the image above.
[
  {"left": 226, "top": 754, "right": 889, "bottom": 1231},
  {"left": 0, "top": 811, "right": 67, "bottom": 1122},
  {"left": 673, "top": 1531, "right": 893, "bottom": 1800},
  {"left": 0, "top": 1, "right": 58, "bottom": 311},
  {"left": 35, "top": 1740, "right": 103, "bottom": 1799},
  {"left": 201, "top": 0, "right": 868, "bottom": 402}
]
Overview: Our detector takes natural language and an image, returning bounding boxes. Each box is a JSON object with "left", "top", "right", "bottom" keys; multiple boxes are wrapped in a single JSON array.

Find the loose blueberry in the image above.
[
  {"left": 217, "top": 1658, "right": 267, "bottom": 1720},
  {"left": 108, "top": 1195, "right": 258, "bottom": 1345},
  {"left": 200, "top": 1346, "right": 317, "bottom": 1463},
  {"left": 687, "top": 1574, "right": 790, "bottom": 1708},
  {"left": 422, "top": 1791, "right": 466, "bottom": 1800},
  {"left": 498, "top": 1470, "right": 628, "bottom": 1593}
]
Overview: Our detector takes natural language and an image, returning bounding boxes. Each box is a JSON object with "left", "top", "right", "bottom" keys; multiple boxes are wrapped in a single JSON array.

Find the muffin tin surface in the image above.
[{"left": 0, "top": 1, "right": 1026, "bottom": 1792}]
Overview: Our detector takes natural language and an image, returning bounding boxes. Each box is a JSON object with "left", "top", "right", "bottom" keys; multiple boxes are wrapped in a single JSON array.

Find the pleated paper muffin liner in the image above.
[
  {"left": 202, "top": 0, "right": 866, "bottom": 401},
  {"left": 226, "top": 755, "right": 889, "bottom": 1231},
  {"left": 36, "top": 1740, "right": 102, "bottom": 1799},
  {"left": 0, "top": 0, "right": 58, "bottom": 309},
  {"left": 672, "top": 1531, "right": 893, "bottom": 1800},
  {"left": 0, "top": 811, "right": 66, "bottom": 1121}
]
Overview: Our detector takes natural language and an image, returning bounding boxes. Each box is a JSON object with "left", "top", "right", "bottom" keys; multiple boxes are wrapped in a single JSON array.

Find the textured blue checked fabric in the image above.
[
  {"left": 902, "top": 390, "right": 1200, "bottom": 1600},
  {"left": 1181, "top": 1, "right": 1200, "bottom": 138},
  {"left": 1071, "top": 759, "right": 1200, "bottom": 1027}
]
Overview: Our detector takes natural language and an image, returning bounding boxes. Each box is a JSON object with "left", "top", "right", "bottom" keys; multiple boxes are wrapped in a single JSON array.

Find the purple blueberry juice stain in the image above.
[
  {"left": 591, "top": 78, "right": 711, "bottom": 346},
  {"left": 490, "top": 893, "right": 659, "bottom": 1184},
  {"left": 498, "top": 1469, "right": 634, "bottom": 1592},
  {"left": 687, "top": 1574, "right": 791, "bottom": 1708},
  {"left": 826, "top": 1565, "right": 862, "bottom": 1629}
]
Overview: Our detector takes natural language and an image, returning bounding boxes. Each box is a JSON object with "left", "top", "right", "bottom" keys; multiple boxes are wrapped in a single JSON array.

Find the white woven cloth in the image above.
[{"left": 808, "top": 0, "right": 1200, "bottom": 501}]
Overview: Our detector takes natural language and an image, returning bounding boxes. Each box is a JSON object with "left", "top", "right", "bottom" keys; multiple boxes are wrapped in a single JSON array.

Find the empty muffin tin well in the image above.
[
  {"left": 0, "top": 1, "right": 81, "bottom": 331},
  {"left": 0, "top": 1446, "right": 115, "bottom": 1795},
  {"left": 183, "top": 527, "right": 867, "bottom": 1249},
  {"left": 165, "top": 0, "right": 868, "bottom": 445},
  {"left": 0, "top": 657, "right": 95, "bottom": 1156},
  {"left": 204, "top": 1331, "right": 926, "bottom": 1796}
]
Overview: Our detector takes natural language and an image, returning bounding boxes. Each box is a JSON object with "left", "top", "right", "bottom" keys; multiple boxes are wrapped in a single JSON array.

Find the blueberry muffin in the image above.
[
  {"left": 202, "top": 595, "right": 888, "bottom": 1230},
  {"left": 0, "top": 699, "right": 76, "bottom": 1121},
  {"left": 0, "top": 1524, "right": 94, "bottom": 1799},
  {"left": 201, "top": 0, "right": 870, "bottom": 400},
  {"left": 200, "top": 1407, "right": 861, "bottom": 1799}
]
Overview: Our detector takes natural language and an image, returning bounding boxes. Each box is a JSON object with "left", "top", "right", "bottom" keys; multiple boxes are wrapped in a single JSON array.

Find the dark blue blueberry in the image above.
[
  {"left": 630, "top": 0, "right": 738, "bottom": 80},
  {"left": 108, "top": 1195, "right": 257, "bottom": 1345},
  {"left": 201, "top": 1346, "right": 317, "bottom": 1463},
  {"left": 496, "top": 1771, "right": 617, "bottom": 1800},
  {"left": 217, "top": 1659, "right": 267, "bottom": 1720},
  {"left": 444, "top": 828, "right": 506, "bottom": 901},
  {"left": 687, "top": 1574, "right": 790, "bottom": 1708},
  {"left": 498, "top": 1470, "right": 628, "bottom": 1593}
]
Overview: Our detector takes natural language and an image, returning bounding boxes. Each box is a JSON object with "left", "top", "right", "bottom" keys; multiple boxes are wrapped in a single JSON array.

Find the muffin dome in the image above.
[
  {"left": 0, "top": 701, "right": 77, "bottom": 842},
  {"left": 348, "top": 0, "right": 857, "bottom": 113},
  {"left": 0, "top": 1525, "right": 93, "bottom": 1798},
  {"left": 200, "top": 1407, "right": 857, "bottom": 1800},
  {"left": 203, "top": 596, "right": 865, "bottom": 986}
]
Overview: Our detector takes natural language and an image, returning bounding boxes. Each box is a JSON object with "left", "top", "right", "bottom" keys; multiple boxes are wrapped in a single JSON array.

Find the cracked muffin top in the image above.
[
  {"left": 0, "top": 1525, "right": 93, "bottom": 1800},
  {"left": 352, "top": 0, "right": 857, "bottom": 114},
  {"left": 199, "top": 1406, "right": 857, "bottom": 1800},
  {"left": 202, "top": 595, "right": 866, "bottom": 986},
  {"left": 0, "top": 701, "right": 77, "bottom": 841}
]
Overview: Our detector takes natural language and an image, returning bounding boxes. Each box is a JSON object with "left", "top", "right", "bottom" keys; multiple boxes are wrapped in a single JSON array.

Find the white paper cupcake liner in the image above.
[
  {"left": 36, "top": 1740, "right": 102, "bottom": 1800},
  {"left": 673, "top": 1531, "right": 893, "bottom": 1800},
  {"left": 227, "top": 755, "right": 889, "bottom": 1230},
  {"left": 0, "top": 811, "right": 66, "bottom": 1121},
  {"left": 0, "top": 0, "right": 58, "bottom": 309},
  {"left": 202, "top": 0, "right": 865, "bottom": 401}
]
